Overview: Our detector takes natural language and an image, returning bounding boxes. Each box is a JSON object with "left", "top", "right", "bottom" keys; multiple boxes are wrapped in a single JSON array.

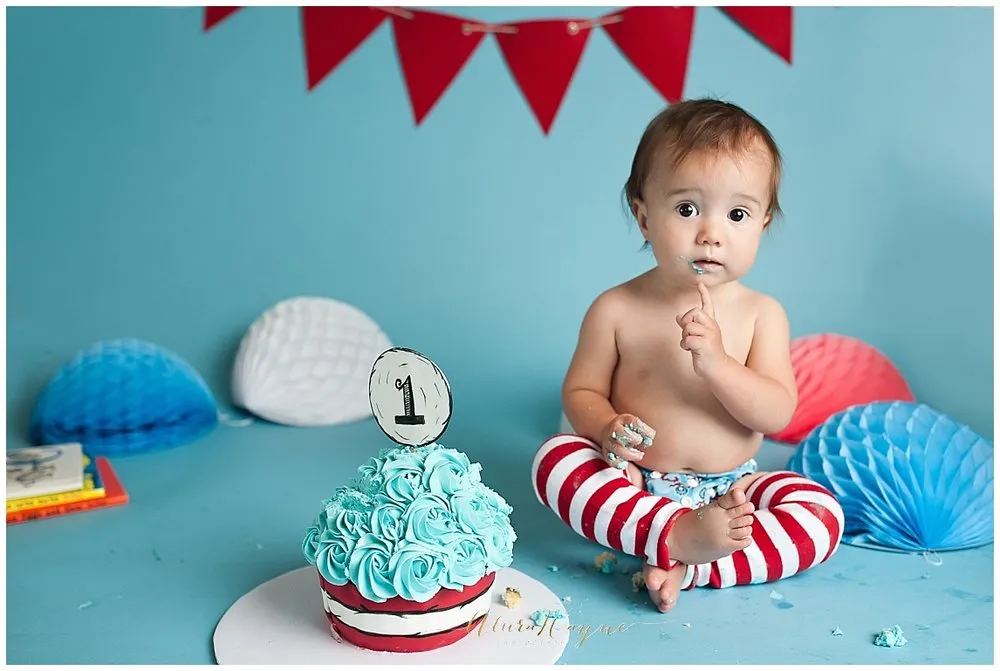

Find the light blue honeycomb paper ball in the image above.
[
  {"left": 29, "top": 339, "right": 219, "bottom": 457},
  {"left": 788, "top": 401, "right": 993, "bottom": 553}
]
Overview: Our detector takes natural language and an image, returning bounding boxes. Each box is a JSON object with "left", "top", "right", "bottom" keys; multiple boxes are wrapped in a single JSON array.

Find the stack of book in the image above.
[{"left": 6, "top": 443, "right": 129, "bottom": 525}]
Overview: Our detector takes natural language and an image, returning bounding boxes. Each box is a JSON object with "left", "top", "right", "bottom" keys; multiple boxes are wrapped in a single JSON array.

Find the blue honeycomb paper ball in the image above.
[
  {"left": 29, "top": 339, "right": 219, "bottom": 457},
  {"left": 788, "top": 401, "right": 993, "bottom": 553}
]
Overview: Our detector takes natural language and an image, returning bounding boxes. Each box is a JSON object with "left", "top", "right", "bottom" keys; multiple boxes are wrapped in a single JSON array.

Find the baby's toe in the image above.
[
  {"left": 728, "top": 501, "right": 756, "bottom": 518},
  {"left": 729, "top": 514, "right": 755, "bottom": 529},
  {"left": 733, "top": 537, "right": 753, "bottom": 551},
  {"left": 718, "top": 487, "right": 747, "bottom": 509},
  {"left": 659, "top": 590, "right": 677, "bottom": 612},
  {"left": 729, "top": 526, "right": 753, "bottom": 540},
  {"left": 644, "top": 569, "right": 668, "bottom": 592}
]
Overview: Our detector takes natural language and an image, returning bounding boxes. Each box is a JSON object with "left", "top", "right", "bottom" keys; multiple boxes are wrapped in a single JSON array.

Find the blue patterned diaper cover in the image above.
[{"left": 641, "top": 458, "right": 758, "bottom": 508}]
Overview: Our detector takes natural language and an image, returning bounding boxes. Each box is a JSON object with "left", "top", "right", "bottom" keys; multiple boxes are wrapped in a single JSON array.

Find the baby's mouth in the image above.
[{"left": 678, "top": 255, "right": 724, "bottom": 275}]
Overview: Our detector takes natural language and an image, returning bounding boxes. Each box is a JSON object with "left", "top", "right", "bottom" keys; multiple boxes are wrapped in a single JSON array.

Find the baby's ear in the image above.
[
  {"left": 762, "top": 213, "right": 773, "bottom": 230},
  {"left": 633, "top": 199, "right": 648, "bottom": 232}
]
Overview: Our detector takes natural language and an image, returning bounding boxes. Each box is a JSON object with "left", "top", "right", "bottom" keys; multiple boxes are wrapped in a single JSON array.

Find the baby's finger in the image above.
[
  {"left": 689, "top": 309, "right": 714, "bottom": 327},
  {"left": 611, "top": 417, "right": 642, "bottom": 445},
  {"left": 680, "top": 335, "right": 704, "bottom": 352},
  {"left": 682, "top": 323, "right": 708, "bottom": 338},
  {"left": 617, "top": 413, "right": 641, "bottom": 430},
  {"left": 676, "top": 308, "right": 699, "bottom": 328},
  {"left": 621, "top": 424, "right": 644, "bottom": 446},
  {"left": 604, "top": 448, "right": 628, "bottom": 470},
  {"left": 698, "top": 282, "right": 715, "bottom": 319},
  {"left": 627, "top": 417, "right": 656, "bottom": 445},
  {"left": 610, "top": 429, "right": 645, "bottom": 458},
  {"left": 603, "top": 438, "right": 641, "bottom": 467}
]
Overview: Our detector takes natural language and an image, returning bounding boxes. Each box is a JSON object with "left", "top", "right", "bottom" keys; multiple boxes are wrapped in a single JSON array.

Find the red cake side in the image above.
[{"left": 318, "top": 571, "right": 495, "bottom": 653}]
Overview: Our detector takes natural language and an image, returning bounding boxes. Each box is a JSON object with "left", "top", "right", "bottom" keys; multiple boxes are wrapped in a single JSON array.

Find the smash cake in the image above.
[{"left": 301, "top": 347, "right": 516, "bottom": 653}]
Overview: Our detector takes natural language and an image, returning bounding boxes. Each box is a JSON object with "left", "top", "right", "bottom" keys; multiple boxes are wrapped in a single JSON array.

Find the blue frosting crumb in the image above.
[
  {"left": 530, "top": 609, "right": 567, "bottom": 626},
  {"left": 874, "top": 625, "right": 907, "bottom": 647}
]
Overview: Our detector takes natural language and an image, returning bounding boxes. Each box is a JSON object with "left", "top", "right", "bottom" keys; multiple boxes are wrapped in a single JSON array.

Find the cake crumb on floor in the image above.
[
  {"left": 594, "top": 551, "right": 618, "bottom": 574},
  {"left": 501, "top": 587, "right": 521, "bottom": 608},
  {"left": 874, "top": 625, "right": 907, "bottom": 648}
]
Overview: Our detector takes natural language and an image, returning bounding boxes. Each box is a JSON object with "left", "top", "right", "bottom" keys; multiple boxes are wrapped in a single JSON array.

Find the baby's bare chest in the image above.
[{"left": 615, "top": 307, "right": 756, "bottom": 383}]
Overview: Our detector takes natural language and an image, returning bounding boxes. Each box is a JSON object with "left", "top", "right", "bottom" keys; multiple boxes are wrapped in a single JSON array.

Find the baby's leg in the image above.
[
  {"left": 531, "top": 434, "right": 752, "bottom": 568},
  {"left": 676, "top": 471, "right": 845, "bottom": 590},
  {"left": 531, "top": 434, "right": 687, "bottom": 566}
]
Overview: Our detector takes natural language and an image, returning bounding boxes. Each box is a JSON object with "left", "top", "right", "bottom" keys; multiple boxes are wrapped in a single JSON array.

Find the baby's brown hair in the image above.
[{"left": 624, "top": 98, "right": 784, "bottom": 227}]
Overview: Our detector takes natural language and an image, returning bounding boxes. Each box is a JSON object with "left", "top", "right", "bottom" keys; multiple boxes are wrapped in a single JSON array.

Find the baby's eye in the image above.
[
  {"left": 729, "top": 208, "right": 749, "bottom": 223},
  {"left": 676, "top": 203, "right": 699, "bottom": 218}
]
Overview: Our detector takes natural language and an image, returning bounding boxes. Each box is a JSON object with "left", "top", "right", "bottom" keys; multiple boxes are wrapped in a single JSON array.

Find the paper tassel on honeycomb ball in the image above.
[
  {"left": 768, "top": 333, "right": 915, "bottom": 444},
  {"left": 230, "top": 297, "right": 392, "bottom": 427},
  {"left": 29, "top": 339, "right": 220, "bottom": 456},
  {"left": 787, "top": 401, "right": 993, "bottom": 553}
]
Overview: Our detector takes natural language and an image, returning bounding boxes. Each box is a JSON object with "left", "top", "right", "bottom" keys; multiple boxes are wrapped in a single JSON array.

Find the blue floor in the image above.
[{"left": 6, "top": 406, "right": 994, "bottom": 664}]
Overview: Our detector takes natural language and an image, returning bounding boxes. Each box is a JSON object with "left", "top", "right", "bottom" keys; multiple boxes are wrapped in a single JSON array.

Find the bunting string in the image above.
[{"left": 204, "top": 5, "right": 793, "bottom": 134}]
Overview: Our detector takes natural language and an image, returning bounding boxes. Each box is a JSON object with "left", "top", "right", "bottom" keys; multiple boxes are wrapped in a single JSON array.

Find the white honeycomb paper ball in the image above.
[{"left": 231, "top": 297, "right": 392, "bottom": 427}]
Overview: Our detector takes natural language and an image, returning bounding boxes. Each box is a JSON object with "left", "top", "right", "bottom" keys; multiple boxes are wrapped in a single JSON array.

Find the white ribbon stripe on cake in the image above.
[{"left": 322, "top": 588, "right": 493, "bottom": 637}]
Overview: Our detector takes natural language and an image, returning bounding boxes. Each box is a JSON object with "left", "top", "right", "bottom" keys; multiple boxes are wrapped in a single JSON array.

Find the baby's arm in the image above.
[
  {"left": 706, "top": 295, "right": 797, "bottom": 435},
  {"left": 562, "top": 292, "right": 621, "bottom": 443}
]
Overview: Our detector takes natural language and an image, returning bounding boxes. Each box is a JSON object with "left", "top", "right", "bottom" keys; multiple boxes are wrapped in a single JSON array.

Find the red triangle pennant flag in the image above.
[
  {"left": 602, "top": 6, "right": 695, "bottom": 104},
  {"left": 720, "top": 7, "right": 793, "bottom": 64},
  {"left": 392, "top": 10, "right": 485, "bottom": 125},
  {"left": 302, "top": 7, "right": 387, "bottom": 91},
  {"left": 496, "top": 20, "right": 590, "bottom": 135},
  {"left": 204, "top": 7, "right": 241, "bottom": 32}
]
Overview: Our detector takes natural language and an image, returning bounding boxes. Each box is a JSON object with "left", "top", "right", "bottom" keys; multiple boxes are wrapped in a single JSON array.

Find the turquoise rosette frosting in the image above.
[
  {"left": 348, "top": 532, "right": 396, "bottom": 601},
  {"left": 389, "top": 540, "right": 449, "bottom": 602},
  {"left": 303, "top": 443, "right": 516, "bottom": 603}
]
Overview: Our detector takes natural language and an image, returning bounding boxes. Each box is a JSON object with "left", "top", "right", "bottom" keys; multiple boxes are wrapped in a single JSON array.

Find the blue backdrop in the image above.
[
  {"left": 7, "top": 6, "right": 993, "bottom": 442},
  {"left": 5, "top": 6, "right": 994, "bottom": 665}
]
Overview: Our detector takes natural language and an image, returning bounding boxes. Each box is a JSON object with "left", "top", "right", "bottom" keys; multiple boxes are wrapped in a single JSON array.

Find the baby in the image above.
[{"left": 532, "top": 99, "right": 843, "bottom": 613}]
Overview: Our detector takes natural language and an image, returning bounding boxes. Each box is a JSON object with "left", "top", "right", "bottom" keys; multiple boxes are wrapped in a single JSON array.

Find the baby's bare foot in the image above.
[
  {"left": 717, "top": 486, "right": 756, "bottom": 539},
  {"left": 642, "top": 562, "right": 686, "bottom": 613},
  {"left": 666, "top": 494, "right": 756, "bottom": 565}
]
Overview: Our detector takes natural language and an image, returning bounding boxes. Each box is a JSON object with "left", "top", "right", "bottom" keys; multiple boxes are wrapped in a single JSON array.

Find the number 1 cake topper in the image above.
[{"left": 369, "top": 347, "right": 453, "bottom": 448}]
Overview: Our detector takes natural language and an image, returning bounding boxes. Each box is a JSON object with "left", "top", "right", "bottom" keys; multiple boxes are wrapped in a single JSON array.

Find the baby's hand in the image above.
[
  {"left": 676, "top": 282, "right": 726, "bottom": 378},
  {"left": 600, "top": 414, "right": 656, "bottom": 469}
]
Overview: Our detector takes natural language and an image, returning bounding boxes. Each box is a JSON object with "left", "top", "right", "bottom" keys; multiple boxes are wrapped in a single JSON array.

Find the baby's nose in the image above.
[{"left": 696, "top": 220, "right": 723, "bottom": 246}]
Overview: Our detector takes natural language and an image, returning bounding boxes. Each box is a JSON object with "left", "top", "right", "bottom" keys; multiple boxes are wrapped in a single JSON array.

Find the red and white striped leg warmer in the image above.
[
  {"left": 680, "top": 471, "right": 845, "bottom": 589},
  {"left": 531, "top": 434, "right": 846, "bottom": 589},
  {"left": 531, "top": 434, "right": 690, "bottom": 568}
]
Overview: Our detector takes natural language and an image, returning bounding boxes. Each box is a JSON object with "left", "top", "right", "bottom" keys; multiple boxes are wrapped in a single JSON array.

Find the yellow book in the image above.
[{"left": 7, "top": 454, "right": 106, "bottom": 513}]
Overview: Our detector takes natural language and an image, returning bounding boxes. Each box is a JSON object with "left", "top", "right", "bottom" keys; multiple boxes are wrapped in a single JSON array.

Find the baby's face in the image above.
[{"left": 636, "top": 146, "right": 773, "bottom": 288}]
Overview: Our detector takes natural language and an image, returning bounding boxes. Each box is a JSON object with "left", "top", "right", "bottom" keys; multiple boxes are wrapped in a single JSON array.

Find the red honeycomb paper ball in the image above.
[{"left": 768, "top": 333, "right": 915, "bottom": 444}]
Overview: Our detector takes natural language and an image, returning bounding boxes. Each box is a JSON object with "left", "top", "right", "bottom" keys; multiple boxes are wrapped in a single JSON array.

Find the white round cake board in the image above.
[{"left": 214, "top": 566, "right": 570, "bottom": 665}]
